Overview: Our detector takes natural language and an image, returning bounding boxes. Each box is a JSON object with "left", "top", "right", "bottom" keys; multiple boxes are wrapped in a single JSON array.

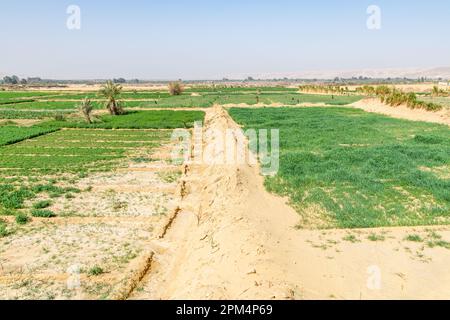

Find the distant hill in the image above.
[{"left": 233, "top": 67, "right": 450, "bottom": 80}]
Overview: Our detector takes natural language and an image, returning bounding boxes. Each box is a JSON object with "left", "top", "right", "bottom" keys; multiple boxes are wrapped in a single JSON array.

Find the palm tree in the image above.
[
  {"left": 78, "top": 98, "right": 94, "bottom": 124},
  {"left": 99, "top": 81, "right": 123, "bottom": 115}
]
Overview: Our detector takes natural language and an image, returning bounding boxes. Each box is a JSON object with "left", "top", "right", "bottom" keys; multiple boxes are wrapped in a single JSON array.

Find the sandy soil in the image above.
[
  {"left": 220, "top": 102, "right": 330, "bottom": 108},
  {"left": 128, "top": 105, "right": 450, "bottom": 300},
  {"left": 0, "top": 119, "right": 43, "bottom": 126},
  {"left": 15, "top": 84, "right": 168, "bottom": 92},
  {"left": 0, "top": 141, "right": 183, "bottom": 300},
  {"left": 351, "top": 98, "right": 450, "bottom": 126}
]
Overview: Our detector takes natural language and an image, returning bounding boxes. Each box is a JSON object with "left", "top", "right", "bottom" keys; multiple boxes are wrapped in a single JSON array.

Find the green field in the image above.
[
  {"left": 184, "top": 86, "right": 299, "bottom": 93},
  {"left": 229, "top": 107, "right": 450, "bottom": 229},
  {"left": 0, "top": 126, "right": 58, "bottom": 146},
  {"left": 0, "top": 110, "right": 71, "bottom": 119},
  {"left": 0, "top": 129, "right": 167, "bottom": 174},
  {"left": 0, "top": 129, "right": 173, "bottom": 213},
  {"left": 4, "top": 88, "right": 448, "bottom": 229},
  {"left": 0, "top": 91, "right": 61, "bottom": 100},
  {"left": 0, "top": 88, "right": 363, "bottom": 113},
  {"left": 44, "top": 110, "right": 205, "bottom": 129},
  {"left": 0, "top": 108, "right": 203, "bottom": 215},
  {"left": 0, "top": 101, "right": 101, "bottom": 110}
]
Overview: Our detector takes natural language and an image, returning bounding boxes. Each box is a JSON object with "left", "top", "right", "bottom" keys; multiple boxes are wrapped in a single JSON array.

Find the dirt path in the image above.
[
  {"left": 130, "top": 105, "right": 450, "bottom": 300},
  {"left": 351, "top": 98, "right": 450, "bottom": 126}
]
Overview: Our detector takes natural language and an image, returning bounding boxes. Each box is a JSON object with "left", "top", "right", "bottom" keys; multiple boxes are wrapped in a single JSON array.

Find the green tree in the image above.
[
  {"left": 99, "top": 81, "right": 123, "bottom": 115},
  {"left": 78, "top": 98, "right": 94, "bottom": 123}
]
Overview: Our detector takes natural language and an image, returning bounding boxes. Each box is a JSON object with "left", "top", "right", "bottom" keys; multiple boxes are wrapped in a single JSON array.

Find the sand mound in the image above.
[{"left": 351, "top": 98, "right": 450, "bottom": 126}]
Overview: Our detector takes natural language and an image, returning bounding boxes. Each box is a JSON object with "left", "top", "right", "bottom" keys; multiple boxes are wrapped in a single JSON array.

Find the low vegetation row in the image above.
[
  {"left": 0, "top": 110, "right": 204, "bottom": 146},
  {"left": 356, "top": 85, "right": 443, "bottom": 111},
  {"left": 299, "top": 84, "right": 352, "bottom": 95}
]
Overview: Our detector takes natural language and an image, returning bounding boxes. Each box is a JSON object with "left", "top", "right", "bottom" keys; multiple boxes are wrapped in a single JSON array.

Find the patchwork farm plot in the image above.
[
  {"left": 0, "top": 103, "right": 204, "bottom": 299},
  {"left": 0, "top": 88, "right": 362, "bottom": 112},
  {"left": 1, "top": 84, "right": 449, "bottom": 300}
]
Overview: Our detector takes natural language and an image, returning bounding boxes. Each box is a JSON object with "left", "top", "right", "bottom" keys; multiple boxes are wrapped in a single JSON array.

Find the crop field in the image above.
[
  {"left": 1, "top": 85, "right": 449, "bottom": 300},
  {"left": 0, "top": 91, "right": 62, "bottom": 100},
  {"left": 0, "top": 125, "right": 58, "bottom": 146},
  {"left": 0, "top": 101, "right": 99, "bottom": 110},
  {"left": 184, "top": 86, "right": 300, "bottom": 93},
  {"left": 0, "top": 102, "right": 205, "bottom": 299},
  {"left": 229, "top": 107, "right": 450, "bottom": 229},
  {"left": 0, "top": 110, "right": 72, "bottom": 119},
  {"left": 44, "top": 110, "right": 205, "bottom": 129},
  {"left": 0, "top": 88, "right": 363, "bottom": 113}
]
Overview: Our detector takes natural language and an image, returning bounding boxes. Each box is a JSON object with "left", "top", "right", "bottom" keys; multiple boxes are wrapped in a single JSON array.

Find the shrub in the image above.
[
  {"left": 88, "top": 266, "right": 104, "bottom": 276},
  {"left": 0, "top": 187, "right": 35, "bottom": 209},
  {"left": 33, "top": 200, "right": 52, "bottom": 209},
  {"left": 0, "top": 220, "right": 8, "bottom": 237},
  {"left": 367, "top": 233, "right": 385, "bottom": 242},
  {"left": 406, "top": 93, "right": 417, "bottom": 109},
  {"left": 31, "top": 209, "right": 56, "bottom": 218},
  {"left": 168, "top": 82, "right": 184, "bottom": 96},
  {"left": 0, "top": 207, "right": 16, "bottom": 216},
  {"left": 362, "top": 85, "right": 445, "bottom": 111},
  {"left": 405, "top": 234, "right": 423, "bottom": 242},
  {"left": 53, "top": 114, "right": 66, "bottom": 121},
  {"left": 16, "top": 213, "right": 30, "bottom": 225},
  {"left": 299, "top": 84, "right": 352, "bottom": 95}
]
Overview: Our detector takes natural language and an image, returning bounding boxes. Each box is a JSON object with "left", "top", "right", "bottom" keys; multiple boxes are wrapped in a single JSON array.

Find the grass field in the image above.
[
  {"left": 44, "top": 110, "right": 205, "bottom": 129},
  {"left": 0, "top": 109, "right": 204, "bottom": 214},
  {"left": 0, "top": 125, "right": 58, "bottom": 146},
  {"left": 0, "top": 122, "right": 182, "bottom": 299},
  {"left": 0, "top": 110, "right": 71, "bottom": 119},
  {"left": 0, "top": 86, "right": 449, "bottom": 300},
  {"left": 0, "top": 91, "right": 61, "bottom": 100},
  {"left": 184, "top": 86, "right": 300, "bottom": 93},
  {"left": 0, "top": 129, "right": 166, "bottom": 175},
  {"left": 229, "top": 107, "right": 450, "bottom": 229},
  {"left": 0, "top": 101, "right": 101, "bottom": 110},
  {"left": 0, "top": 129, "right": 156, "bottom": 213},
  {"left": 0, "top": 89, "right": 363, "bottom": 112}
]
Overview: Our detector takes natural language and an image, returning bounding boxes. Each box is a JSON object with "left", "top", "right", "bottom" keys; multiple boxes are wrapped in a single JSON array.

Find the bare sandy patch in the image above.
[
  {"left": 0, "top": 119, "right": 43, "bottom": 126},
  {"left": 419, "top": 165, "right": 450, "bottom": 180},
  {"left": 0, "top": 136, "right": 185, "bottom": 300},
  {"left": 351, "top": 98, "right": 450, "bottom": 126}
]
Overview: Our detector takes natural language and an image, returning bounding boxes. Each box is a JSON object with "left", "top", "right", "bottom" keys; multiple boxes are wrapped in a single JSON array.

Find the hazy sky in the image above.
[{"left": 1, "top": 0, "right": 449, "bottom": 79}]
